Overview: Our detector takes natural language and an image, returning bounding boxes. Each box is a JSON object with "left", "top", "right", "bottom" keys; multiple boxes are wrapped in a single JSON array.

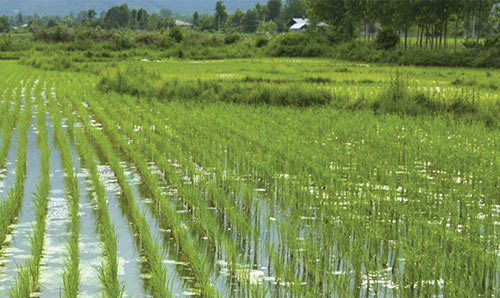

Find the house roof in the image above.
[
  {"left": 288, "top": 18, "right": 328, "bottom": 30},
  {"left": 175, "top": 20, "right": 192, "bottom": 26},
  {"left": 292, "top": 18, "right": 308, "bottom": 24},
  {"left": 290, "top": 22, "right": 307, "bottom": 30}
]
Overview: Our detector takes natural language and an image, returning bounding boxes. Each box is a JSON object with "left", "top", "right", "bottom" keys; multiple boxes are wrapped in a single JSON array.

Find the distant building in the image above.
[
  {"left": 175, "top": 20, "right": 192, "bottom": 27},
  {"left": 287, "top": 18, "right": 328, "bottom": 32},
  {"left": 12, "top": 23, "right": 28, "bottom": 30}
]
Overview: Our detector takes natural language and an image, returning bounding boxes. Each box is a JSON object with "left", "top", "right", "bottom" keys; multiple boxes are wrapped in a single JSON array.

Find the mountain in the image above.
[{"left": 0, "top": 0, "right": 266, "bottom": 16}]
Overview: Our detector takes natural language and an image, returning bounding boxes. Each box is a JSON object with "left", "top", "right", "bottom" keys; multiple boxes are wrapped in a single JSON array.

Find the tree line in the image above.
[
  {"left": 0, "top": 1, "right": 307, "bottom": 34},
  {"left": 1, "top": 0, "right": 499, "bottom": 50},
  {"left": 308, "top": 0, "right": 500, "bottom": 50}
]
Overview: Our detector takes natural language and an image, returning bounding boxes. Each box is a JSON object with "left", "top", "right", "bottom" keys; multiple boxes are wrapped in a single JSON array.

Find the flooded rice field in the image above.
[{"left": 0, "top": 61, "right": 500, "bottom": 297}]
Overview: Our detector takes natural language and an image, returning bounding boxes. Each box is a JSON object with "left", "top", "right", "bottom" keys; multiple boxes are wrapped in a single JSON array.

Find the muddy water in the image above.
[{"left": 0, "top": 99, "right": 40, "bottom": 293}]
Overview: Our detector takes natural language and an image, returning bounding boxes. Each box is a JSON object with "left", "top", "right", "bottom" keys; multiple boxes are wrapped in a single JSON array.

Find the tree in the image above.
[
  {"left": 199, "top": 13, "right": 215, "bottom": 31},
  {"left": 215, "top": 1, "right": 227, "bottom": 31},
  {"left": 229, "top": 8, "right": 245, "bottom": 30},
  {"left": 282, "top": 0, "right": 306, "bottom": 21},
  {"left": 242, "top": 9, "right": 258, "bottom": 32},
  {"left": 193, "top": 11, "right": 199, "bottom": 28},
  {"left": 104, "top": 4, "right": 131, "bottom": 29},
  {"left": 47, "top": 19, "right": 58, "bottom": 28},
  {"left": 136, "top": 9, "right": 150, "bottom": 30},
  {"left": 159, "top": 8, "right": 173, "bottom": 18},
  {"left": 169, "top": 26, "right": 183, "bottom": 42},
  {"left": 88, "top": 9, "right": 96, "bottom": 20},
  {"left": 255, "top": 3, "right": 268, "bottom": 24},
  {"left": 259, "top": 20, "right": 278, "bottom": 34},
  {"left": 267, "top": 0, "right": 282, "bottom": 21},
  {"left": 0, "top": 16, "right": 9, "bottom": 33},
  {"left": 16, "top": 13, "right": 24, "bottom": 25},
  {"left": 306, "top": 0, "right": 353, "bottom": 38}
]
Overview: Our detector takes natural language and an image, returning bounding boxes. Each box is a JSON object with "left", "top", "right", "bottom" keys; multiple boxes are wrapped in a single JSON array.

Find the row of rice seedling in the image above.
[
  {"left": 66, "top": 106, "right": 123, "bottom": 295},
  {"left": 98, "top": 92, "right": 301, "bottom": 295},
  {"left": 67, "top": 85, "right": 220, "bottom": 297},
  {"left": 59, "top": 86, "right": 172, "bottom": 298},
  {"left": 46, "top": 86, "right": 82, "bottom": 297},
  {"left": 0, "top": 81, "right": 22, "bottom": 169},
  {"left": 185, "top": 107, "right": 416, "bottom": 295},
  {"left": 0, "top": 79, "right": 31, "bottom": 251},
  {"left": 0, "top": 79, "right": 47, "bottom": 295},
  {"left": 8, "top": 75, "right": 50, "bottom": 296},
  {"left": 91, "top": 90, "right": 317, "bottom": 296},
  {"left": 81, "top": 91, "right": 270, "bottom": 294},
  {"left": 250, "top": 112, "right": 495, "bottom": 295},
  {"left": 1, "top": 59, "right": 498, "bottom": 296},
  {"left": 54, "top": 73, "right": 177, "bottom": 295},
  {"left": 163, "top": 108, "right": 317, "bottom": 295},
  {"left": 73, "top": 128, "right": 123, "bottom": 296},
  {"left": 125, "top": 98, "right": 500, "bottom": 296}
]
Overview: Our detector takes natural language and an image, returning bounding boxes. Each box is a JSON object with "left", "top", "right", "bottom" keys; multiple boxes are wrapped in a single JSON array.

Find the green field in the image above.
[{"left": 0, "top": 58, "right": 499, "bottom": 297}]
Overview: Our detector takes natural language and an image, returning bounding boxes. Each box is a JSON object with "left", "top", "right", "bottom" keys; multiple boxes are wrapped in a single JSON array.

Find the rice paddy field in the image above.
[{"left": 0, "top": 58, "right": 499, "bottom": 297}]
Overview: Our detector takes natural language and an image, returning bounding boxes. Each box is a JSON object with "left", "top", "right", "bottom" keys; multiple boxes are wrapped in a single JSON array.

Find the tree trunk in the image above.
[
  {"left": 476, "top": 22, "right": 480, "bottom": 44},
  {"left": 420, "top": 26, "right": 424, "bottom": 49},
  {"left": 405, "top": 29, "right": 408, "bottom": 50},
  {"left": 454, "top": 19, "right": 458, "bottom": 51},
  {"left": 465, "top": 17, "right": 469, "bottom": 41},
  {"left": 444, "top": 20, "right": 448, "bottom": 49},
  {"left": 430, "top": 26, "right": 434, "bottom": 50},
  {"left": 439, "top": 24, "right": 443, "bottom": 49},
  {"left": 416, "top": 26, "right": 420, "bottom": 48}
]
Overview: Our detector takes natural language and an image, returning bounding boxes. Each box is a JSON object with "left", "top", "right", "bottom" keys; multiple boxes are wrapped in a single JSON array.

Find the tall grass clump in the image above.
[
  {"left": 98, "top": 66, "right": 332, "bottom": 107},
  {"left": 370, "top": 71, "right": 500, "bottom": 127}
]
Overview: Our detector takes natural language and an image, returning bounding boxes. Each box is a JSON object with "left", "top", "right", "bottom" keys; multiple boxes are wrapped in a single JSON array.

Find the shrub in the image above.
[
  {"left": 112, "top": 31, "right": 135, "bottom": 50},
  {"left": 375, "top": 29, "right": 399, "bottom": 50},
  {"left": 255, "top": 36, "right": 269, "bottom": 48},
  {"left": 168, "top": 26, "right": 184, "bottom": 43},
  {"left": 267, "top": 32, "right": 329, "bottom": 57},
  {"left": 224, "top": 33, "right": 240, "bottom": 44}
]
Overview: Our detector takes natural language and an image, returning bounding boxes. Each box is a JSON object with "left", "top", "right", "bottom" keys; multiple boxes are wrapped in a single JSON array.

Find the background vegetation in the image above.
[{"left": 1, "top": 0, "right": 500, "bottom": 67}]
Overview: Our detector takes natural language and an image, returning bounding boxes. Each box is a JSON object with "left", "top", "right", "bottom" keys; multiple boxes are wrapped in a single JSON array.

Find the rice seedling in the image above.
[
  {"left": 91, "top": 91, "right": 303, "bottom": 295},
  {"left": 9, "top": 78, "right": 50, "bottom": 296},
  {"left": 0, "top": 78, "right": 31, "bottom": 251},
  {"left": 70, "top": 113, "right": 123, "bottom": 297},
  {"left": 60, "top": 89, "right": 173, "bottom": 298},
  {"left": 65, "top": 88, "right": 220, "bottom": 297},
  {"left": 1, "top": 58, "right": 500, "bottom": 296}
]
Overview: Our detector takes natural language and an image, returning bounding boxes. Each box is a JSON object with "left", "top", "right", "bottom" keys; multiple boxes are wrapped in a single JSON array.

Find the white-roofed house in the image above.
[
  {"left": 175, "top": 20, "right": 192, "bottom": 27},
  {"left": 287, "top": 18, "right": 328, "bottom": 33}
]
